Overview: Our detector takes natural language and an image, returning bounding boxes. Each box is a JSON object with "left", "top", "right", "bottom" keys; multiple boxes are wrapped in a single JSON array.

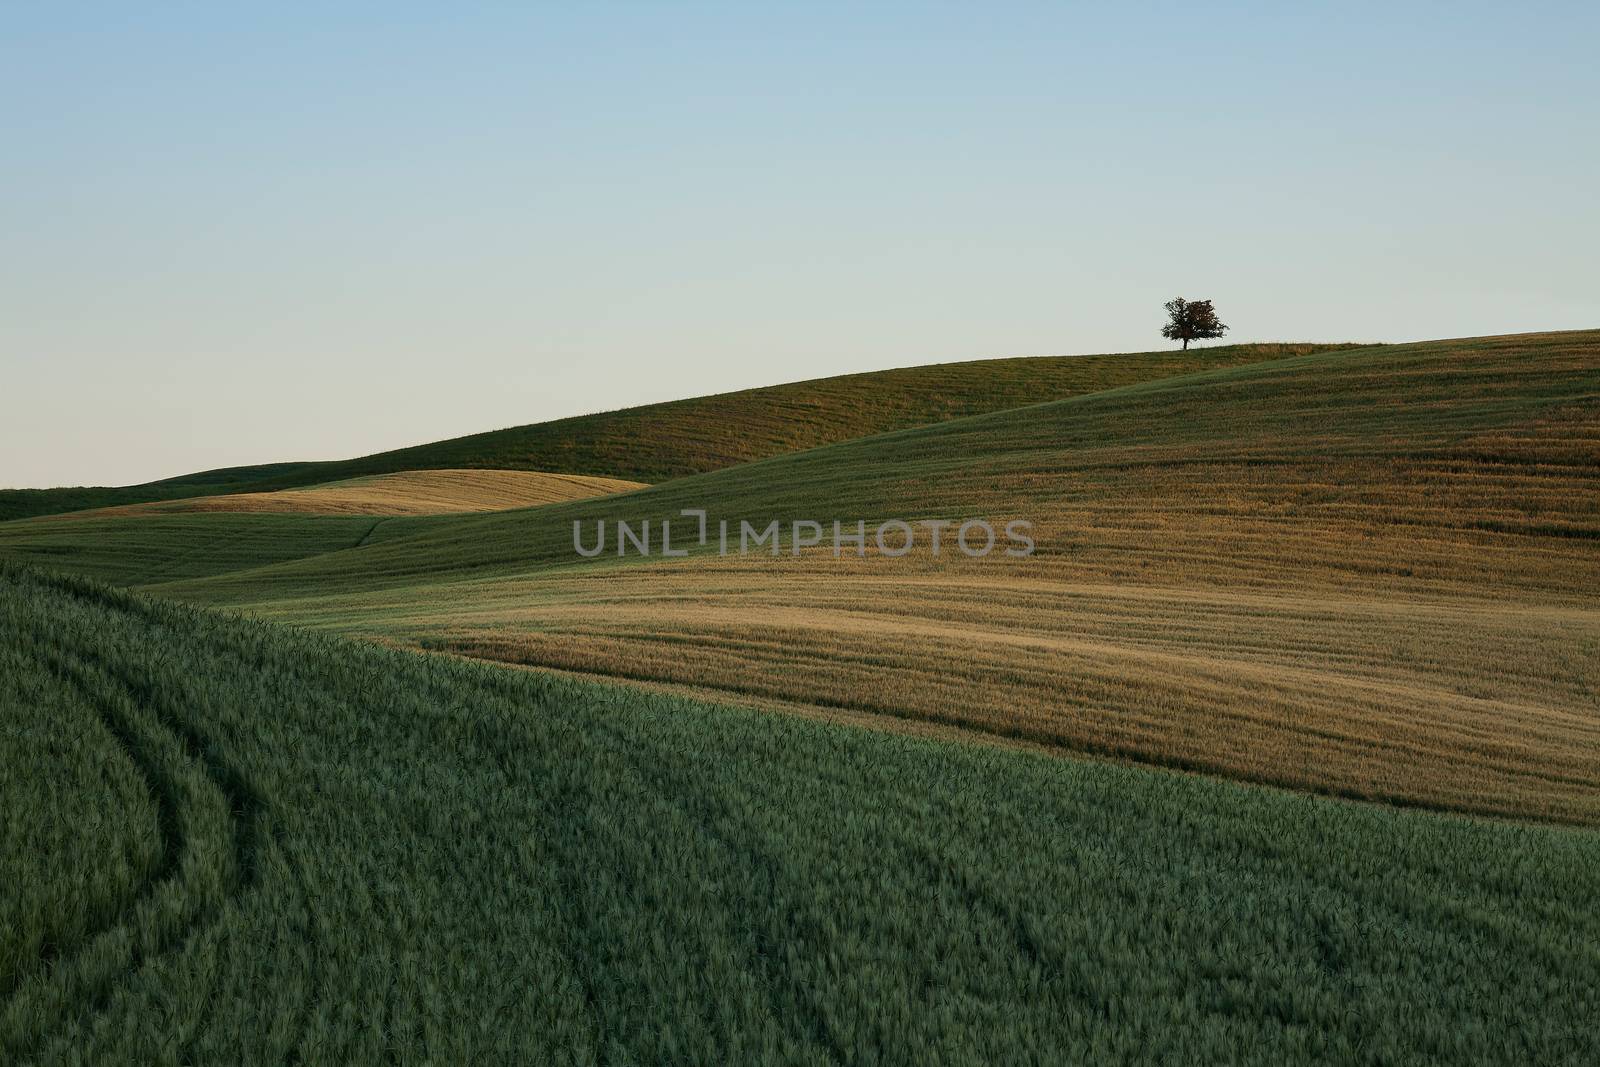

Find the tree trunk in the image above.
[{"left": 1182, "top": 337, "right": 1189, "bottom": 350}]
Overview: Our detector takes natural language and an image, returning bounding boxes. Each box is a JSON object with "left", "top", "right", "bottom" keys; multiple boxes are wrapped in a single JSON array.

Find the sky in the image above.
[{"left": 3, "top": 2, "right": 1596, "bottom": 489}]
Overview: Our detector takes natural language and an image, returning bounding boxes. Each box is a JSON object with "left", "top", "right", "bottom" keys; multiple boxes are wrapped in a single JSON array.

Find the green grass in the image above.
[
  {"left": 0, "top": 343, "right": 1354, "bottom": 521},
  {"left": 3, "top": 562, "right": 1598, "bottom": 1065}
]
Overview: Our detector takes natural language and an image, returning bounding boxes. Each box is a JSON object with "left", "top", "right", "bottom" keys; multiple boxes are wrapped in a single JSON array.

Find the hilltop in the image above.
[{"left": 0, "top": 343, "right": 1354, "bottom": 520}]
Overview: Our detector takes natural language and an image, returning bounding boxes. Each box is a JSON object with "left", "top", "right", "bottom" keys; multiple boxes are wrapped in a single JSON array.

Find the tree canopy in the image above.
[{"left": 1162, "top": 298, "right": 1228, "bottom": 350}]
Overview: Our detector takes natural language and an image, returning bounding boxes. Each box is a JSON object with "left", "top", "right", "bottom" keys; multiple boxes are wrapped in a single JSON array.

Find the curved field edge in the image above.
[
  {"left": 2, "top": 563, "right": 1598, "bottom": 1064},
  {"left": 0, "top": 342, "right": 1363, "bottom": 521}
]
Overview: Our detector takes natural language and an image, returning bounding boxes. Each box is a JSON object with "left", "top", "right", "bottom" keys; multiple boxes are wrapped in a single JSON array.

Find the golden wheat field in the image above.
[
  {"left": 65, "top": 469, "right": 647, "bottom": 517},
  {"left": 246, "top": 550, "right": 1600, "bottom": 824}
]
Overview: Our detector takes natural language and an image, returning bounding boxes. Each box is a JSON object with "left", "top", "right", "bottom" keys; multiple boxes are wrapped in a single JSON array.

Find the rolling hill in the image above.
[
  {"left": 0, "top": 343, "right": 1354, "bottom": 521},
  {"left": 4, "top": 564, "right": 1596, "bottom": 1064},
  {"left": 3, "top": 330, "right": 1596, "bottom": 823}
]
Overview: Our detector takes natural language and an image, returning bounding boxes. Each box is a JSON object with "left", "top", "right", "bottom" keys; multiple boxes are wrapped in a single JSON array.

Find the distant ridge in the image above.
[{"left": 1, "top": 343, "right": 1357, "bottom": 520}]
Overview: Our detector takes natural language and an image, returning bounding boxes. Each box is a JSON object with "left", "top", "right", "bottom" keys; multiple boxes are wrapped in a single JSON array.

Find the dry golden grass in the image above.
[
  {"left": 280, "top": 553, "right": 1600, "bottom": 824},
  {"left": 73, "top": 469, "right": 646, "bottom": 517}
]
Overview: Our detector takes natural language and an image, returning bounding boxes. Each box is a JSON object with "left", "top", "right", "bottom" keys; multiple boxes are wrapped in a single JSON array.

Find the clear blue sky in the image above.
[{"left": 3, "top": 2, "right": 1596, "bottom": 488}]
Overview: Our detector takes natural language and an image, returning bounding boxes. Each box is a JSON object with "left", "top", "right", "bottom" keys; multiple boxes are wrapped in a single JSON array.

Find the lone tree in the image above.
[{"left": 1161, "top": 297, "right": 1228, "bottom": 350}]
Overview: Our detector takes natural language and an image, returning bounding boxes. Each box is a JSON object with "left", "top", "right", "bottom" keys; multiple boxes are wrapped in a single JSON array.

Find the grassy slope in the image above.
[
  {"left": 3, "top": 332, "right": 1596, "bottom": 821},
  {"left": 3, "top": 564, "right": 1597, "bottom": 1066},
  {"left": 0, "top": 343, "right": 1351, "bottom": 520}
]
